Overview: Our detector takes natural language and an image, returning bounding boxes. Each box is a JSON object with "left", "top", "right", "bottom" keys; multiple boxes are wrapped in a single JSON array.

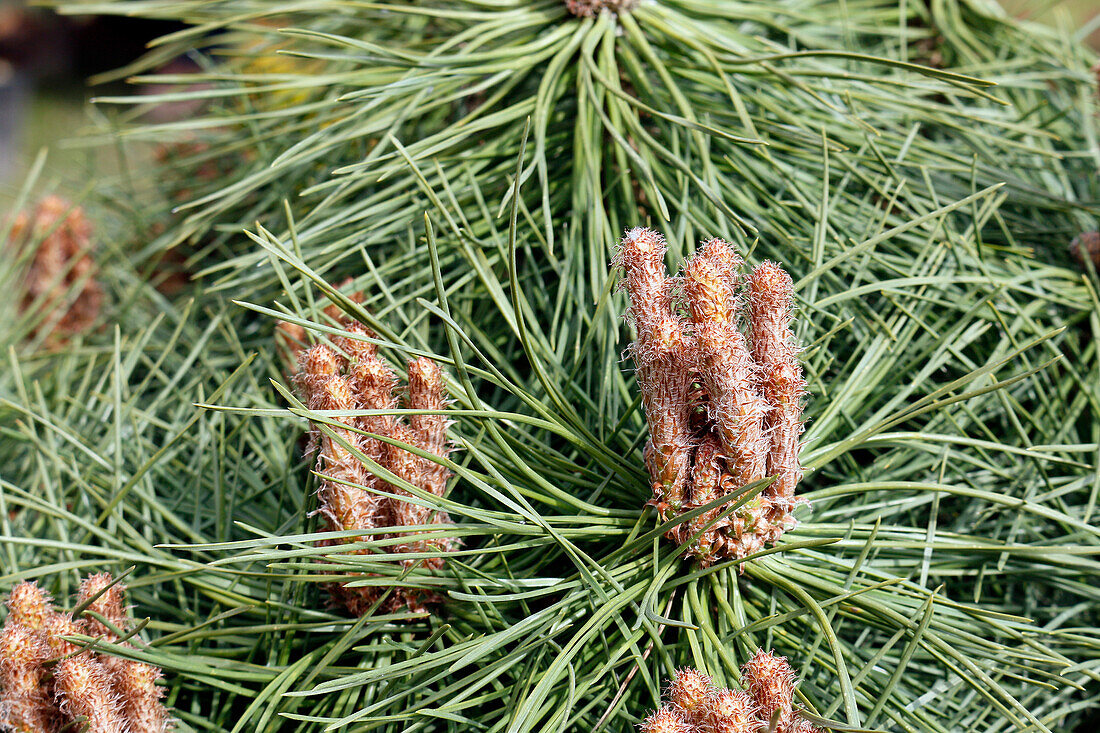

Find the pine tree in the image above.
[{"left": 2, "top": 0, "right": 1098, "bottom": 731}]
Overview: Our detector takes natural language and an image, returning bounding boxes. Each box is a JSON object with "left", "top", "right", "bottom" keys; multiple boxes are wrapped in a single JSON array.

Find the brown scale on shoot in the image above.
[
  {"left": 641, "top": 653, "right": 821, "bottom": 733},
  {"left": 0, "top": 575, "right": 171, "bottom": 733},
  {"left": 614, "top": 228, "right": 808, "bottom": 566},
  {"left": 291, "top": 308, "right": 456, "bottom": 616},
  {"left": 6, "top": 195, "right": 103, "bottom": 345}
]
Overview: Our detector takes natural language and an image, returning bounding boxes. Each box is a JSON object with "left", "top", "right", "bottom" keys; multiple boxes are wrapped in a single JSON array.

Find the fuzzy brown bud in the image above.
[
  {"left": 345, "top": 351, "right": 400, "bottom": 486},
  {"left": 683, "top": 436, "right": 724, "bottom": 557},
  {"left": 615, "top": 228, "right": 682, "bottom": 354},
  {"left": 708, "top": 689, "right": 758, "bottom": 733},
  {"left": 77, "top": 573, "right": 128, "bottom": 640},
  {"left": 53, "top": 655, "right": 127, "bottom": 733},
  {"left": 4, "top": 583, "right": 53, "bottom": 632},
  {"left": 292, "top": 322, "right": 457, "bottom": 615},
  {"left": 668, "top": 667, "right": 714, "bottom": 723},
  {"left": 406, "top": 357, "right": 453, "bottom": 501},
  {"left": 747, "top": 262, "right": 806, "bottom": 517},
  {"left": 645, "top": 658, "right": 816, "bottom": 733},
  {"left": 332, "top": 321, "right": 378, "bottom": 365},
  {"left": 8, "top": 195, "right": 103, "bottom": 344},
  {"left": 741, "top": 650, "right": 796, "bottom": 732},
  {"left": 616, "top": 228, "right": 694, "bottom": 510},
  {"left": 639, "top": 705, "right": 691, "bottom": 733},
  {"left": 101, "top": 655, "right": 170, "bottom": 732},
  {"left": 294, "top": 345, "right": 344, "bottom": 407},
  {"left": 43, "top": 614, "right": 85, "bottom": 658},
  {"left": 314, "top": 376, "right": 385, "bottom": 533},
  {"left": 682, "top": 239, "right": 742, "bottom": 324},
  {"left": 0, "top": 623, "right": 58, "bottom": 732},
  {"left": 2, "top": 575, "right": 170, "bottom": 732},
  {"left": 683, "top": 241, "right": 770, "bottom": 488},
  {"left": 406, "top": 358, "right": 449, "bottom": 456}
]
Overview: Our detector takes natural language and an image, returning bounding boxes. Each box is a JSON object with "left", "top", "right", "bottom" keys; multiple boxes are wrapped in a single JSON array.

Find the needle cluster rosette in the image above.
[
  {"left": 0, "top": 575, "right": 170, "bottom": 733},
  {"left": 564, "top": 0, "right": 634, "bottom": 19},
  {"left": 614, "top": 227, "right": 808, "bottom": 565},
  {"left": 6, "top": 196, "right": 103, "bottom": 345},
  {"left": 291, "top": 307, "right": 457, "bottom": 615},
  {"left": 641, "top": 652, "right": 820, "bottom": 733}
]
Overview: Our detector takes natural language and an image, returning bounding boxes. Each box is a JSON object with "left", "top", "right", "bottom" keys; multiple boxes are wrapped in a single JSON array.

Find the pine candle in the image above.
[
  {"left": 291, "top": 306, "right": 457, "bottom": 615},
  {"left": 641, "top": 651, "right": 820, "bottom": 733},
  {"left": 615, "top": 228, "right": 808, "bottom": 565},
  {"left": 0, "top": 575, "right": 170, "bottom": 733}
]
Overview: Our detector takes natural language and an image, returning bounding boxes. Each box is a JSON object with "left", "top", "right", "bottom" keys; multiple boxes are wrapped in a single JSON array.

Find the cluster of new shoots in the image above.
[
  {"left": 614, "top": 228, "right": 808, "bottom": 565},
  {"left": 6, "top": 196, "right": 102, "bottom": 345},
  {"left": 289, "top": 304, "right": 456, "bottom": 615},
  {"left": 0, "top": 574, "right": 170, "bottom": 733},
  {"left": 641, "top": 651, "right": 820, "bottom": 733}
]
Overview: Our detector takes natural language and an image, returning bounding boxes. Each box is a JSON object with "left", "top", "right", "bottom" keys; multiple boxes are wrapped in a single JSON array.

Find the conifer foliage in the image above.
[{"left": 0, "top": 0, "right": 1098, "bottom": 732}]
